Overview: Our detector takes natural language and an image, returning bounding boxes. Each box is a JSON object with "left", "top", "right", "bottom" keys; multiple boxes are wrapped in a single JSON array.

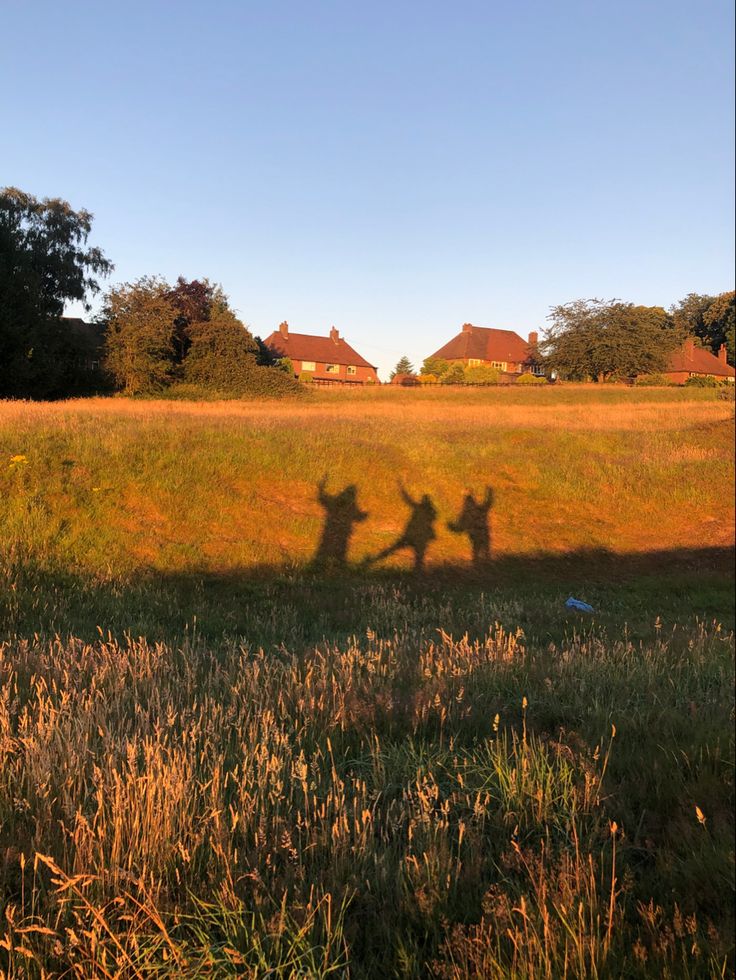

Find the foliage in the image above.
[
  {"left": 463, "top": 364, "right": 500, "bottom": 384},
  {"left": 440, "top": 364, "right": 466, "bottom": 384},
  {"left": 103, "top": 277, "right": 178, "bottom": 394},
  {"left": 300, "top": 370, "right": 314, "bottom": 383},
  {"left": 103, "top": 275, "right": 300, "bottom": 398},
  {"left": 421, "top": 356, "right": 449, "bottom": 378},
  {"left": 390, "top": 355, "right": 415, "bottom": 380},
  {"left": 515, "top": 371, "right": 548, "bottom": 385},
  {"left": 543, "top": 299, "right": 683, "bottom": 381},
  {"left": 418, "top": 373, "right": 438, "bottom": 384},
  {"left": 684, "top": 374, "right": 721, "bottom": 388},
  {"left": 275, "top": 356, "right": 294, "bottom": 375},
  {"left": 0, "top": 186, "right": 112, "bottom": 398},
  {"left": 671, "top": 291, "right": 735, "bottom": 361},
  {"left": 634, "top": 372, "right": 675, "bottom": 387}
]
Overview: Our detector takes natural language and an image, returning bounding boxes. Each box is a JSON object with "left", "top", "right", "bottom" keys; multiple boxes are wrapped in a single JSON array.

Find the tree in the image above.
[
  {"left": 184, "top": 305, "right": 261, "bottom": 390},
  {"left": 103, "top": 277, "right": 178, "bottom": 394},
  {"left": 440, "top": 363, "right": 466, "bottom": 385},
  {"left": 542, "top": 299, "right": 683, "bottom": 381},
  {"left": 390, "top": 355, "right": 415, "bottom": 380},
  {"left": 702, "top": 291, "right": 735, "bottom": 362},
  {"left": 420, "top": 356, "right": 449, "bottom": 378},
  {"left": 0, "top": 186, "right": 112, "bottom": 397}
]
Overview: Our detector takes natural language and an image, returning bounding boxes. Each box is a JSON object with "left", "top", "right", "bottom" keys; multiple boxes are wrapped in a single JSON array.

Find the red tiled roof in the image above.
[
  {"left": 264, "top": 330, "right": 376, "bottom": 369},
  {"left": 667, "top": 343, "right": 735, "bottom": 378},
  {"left": 430, "top": 325, "right": 532, "bottom": 364}
]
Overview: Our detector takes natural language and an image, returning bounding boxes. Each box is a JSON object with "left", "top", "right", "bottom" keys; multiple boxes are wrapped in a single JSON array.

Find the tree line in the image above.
[
  {"left": 0, "top": 188, "right": 300, "bottom": 400},
  {"left": 2, "top": 186, "right": 734, "bottom": 400}
]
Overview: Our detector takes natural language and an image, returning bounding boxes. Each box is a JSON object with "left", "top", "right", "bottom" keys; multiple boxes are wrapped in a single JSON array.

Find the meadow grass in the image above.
[{"left": 0, "top": 387, "right": 733, "bottom": 977}]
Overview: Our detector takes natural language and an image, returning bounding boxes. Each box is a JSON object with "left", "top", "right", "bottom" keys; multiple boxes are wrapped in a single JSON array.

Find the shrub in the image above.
[
  {"left": 718, "top": 385, "right": 735, "bottom": 401},
  {"left": 440, "top": 364, "right": 466, "bottom": 385},
  {"left": 635, "top": 373, "right": 674, "bottom": 387},
  {"left": 684, "top": 374, "right": 721, "bottom": 388},
  {"left": 418, "top": 373, "right": 438, "bottom": 384},
  {"left": 299, "top": 371, "right": 314, "bottom": 383},
  {"left": 463, "top": 365, "right": 500, "bottom": 384},
  {"left": 516, "top": 372, "right": 548, "bottom": 385}
]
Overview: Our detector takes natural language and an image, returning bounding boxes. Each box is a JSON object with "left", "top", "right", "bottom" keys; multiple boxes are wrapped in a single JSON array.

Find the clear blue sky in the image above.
[{"left": 3, "top": 0, "right": 734, "bottom": 379}]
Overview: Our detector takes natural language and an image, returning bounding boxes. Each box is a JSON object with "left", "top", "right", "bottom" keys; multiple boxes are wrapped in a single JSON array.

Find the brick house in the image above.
[
  {"left": 263, "top": 322, "right": 379, "bottom": 384},
  {"left": 663, "top": 339, "right": 735, "bottom": 384},
  {"left": 427, "top": 323, "right": 543, "bottom": 377}
]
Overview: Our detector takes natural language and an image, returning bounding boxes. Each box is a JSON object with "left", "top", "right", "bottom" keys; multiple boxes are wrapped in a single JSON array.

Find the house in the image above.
[
  {"left": 62, "top": 317, "right": 105, "bottom": 372},
  {"left": 664, "top": 339, "right": 735, "bottom": 385},
  {"left": 427, "top": 323, "right": 543, "bottom": 377},
  {"left": 263, "top": 322, "right": 379, "bottom": 383}
]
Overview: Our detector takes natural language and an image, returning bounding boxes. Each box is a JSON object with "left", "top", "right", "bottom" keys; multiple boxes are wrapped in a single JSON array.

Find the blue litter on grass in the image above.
[{"left": 566, "top": 597, "right": 595, "bottom": 613}]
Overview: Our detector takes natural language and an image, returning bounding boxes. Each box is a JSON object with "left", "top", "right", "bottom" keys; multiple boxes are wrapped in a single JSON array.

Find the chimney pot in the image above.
[
  {"left": 279, "top": 321, "right": 288, "bottom": 338},
  {"left": 330, "top": 325, "right": 339, "bottom": 343},
  {"left": 718, "top": 343, "right": 727, "bottom": 363},
  {"left": 461, "top": 323, "right": 473, "bottom": 333},
  {"left": 528, "top": 331, "right": 539, "bottom": 347}
]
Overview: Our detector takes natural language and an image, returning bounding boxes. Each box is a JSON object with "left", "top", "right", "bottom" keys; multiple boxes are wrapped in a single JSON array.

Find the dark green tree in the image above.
[
  {"left": 542, "top": 299, "right": 683, "bottom": 381},
  {"left": 103, "top": 277, "right": 178, "bottom": 394},
  {"left": 702, "top": 291, "right": 735, "bottom": 362},
  {"left": 0, "top": 186, "right": 112, "bottom": 397},
  {"left": 390, "top": 355, "right": 415, "bottom": 380}
]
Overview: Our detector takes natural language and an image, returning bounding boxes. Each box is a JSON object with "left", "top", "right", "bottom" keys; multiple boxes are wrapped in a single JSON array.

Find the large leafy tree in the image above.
[
  {"left": 103, "top": 277, "right": 178, "bottom": 394},
  {"left": 542, "top": 299, "right": 683, "bottom": 381},
  {"left": 103, "top": 276, "right": 271, "bottom": 395},
  {"left": 0, "top": 186, "right": 112, "bottom": 397},
  {"left": 670, "top": 291, "right": 735, "bottom": 362}
]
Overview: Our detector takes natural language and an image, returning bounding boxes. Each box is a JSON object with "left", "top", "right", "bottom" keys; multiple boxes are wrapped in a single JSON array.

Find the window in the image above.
[
  {"left": 347, "top": 365, "right": 356, "bottom": 376},
  {"left": 491, "top": 361, "right": 506, "bottom": 371},
  {"left": 301, "top": 360, "right": 316, "bottom": 372},
  {"left": 325, "top": 364, "right": 340, "bottom": 374},
  {"left": 468, "top": 358, "right": 482, "bottom": 367}
]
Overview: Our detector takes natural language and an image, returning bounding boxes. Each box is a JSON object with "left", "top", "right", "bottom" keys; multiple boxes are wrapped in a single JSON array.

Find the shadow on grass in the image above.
[{"left": 2, "top": 546, "right": 734, "bottom": 646}]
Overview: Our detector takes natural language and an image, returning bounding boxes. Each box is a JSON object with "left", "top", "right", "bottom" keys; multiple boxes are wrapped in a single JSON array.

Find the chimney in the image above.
[
  {"left": 330, "top": 325, "right": 340, "bottom": 344},
  {"left": 718, "top": 343, "right": 727, "bottom": 364},
  {"left": 461, "top": 323, "right": 473, "bottom": 333},
  {"left": 685, "top": 337, "right": 695, "bottom": 359},
  {"left": 279, "top": 321, "right": 288, "bottom": 338},
  {"left": 528, "top": 331, "right": 539, "bottom": 347}
]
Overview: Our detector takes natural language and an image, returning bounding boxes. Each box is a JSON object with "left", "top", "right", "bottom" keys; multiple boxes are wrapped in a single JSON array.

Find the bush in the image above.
[
  {"left": 440, "top": 365, "right": 466, "bottom": 385},
  {"left": 635, "top": 373, "right": 674, "bottom": 387},
  {"left": 516, "top": 372, "right": 548, "bottom": 385},
  {"left": 463, "top": 365, "right": 500, "bottom": 384},
  {"left": 684, "top": 374, "right": 721, "bottom": 388},
  {"left": 418, "top": 373, "right": 438, "bottom": 384},
  {"left": 718, "top": 385, "right": 735, "bottom": 401},
  {"left": 299, "top": 371, "right": 314, "bottom": 383}
]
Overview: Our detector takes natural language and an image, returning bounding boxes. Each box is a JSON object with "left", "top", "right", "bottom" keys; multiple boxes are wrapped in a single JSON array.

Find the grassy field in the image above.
[{"left": 0, "top": 386, "right": 734, "bottom": 977}]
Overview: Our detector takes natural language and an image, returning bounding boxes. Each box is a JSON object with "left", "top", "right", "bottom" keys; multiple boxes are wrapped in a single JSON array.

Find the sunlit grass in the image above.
[{"left": 0, "top": 387, "right": 733, "bottom": 977}]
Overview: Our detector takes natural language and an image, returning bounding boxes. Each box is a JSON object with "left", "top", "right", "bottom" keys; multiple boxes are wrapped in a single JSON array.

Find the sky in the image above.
[{"left": 3, "top": 0, "right": 734, "bottom": 379}]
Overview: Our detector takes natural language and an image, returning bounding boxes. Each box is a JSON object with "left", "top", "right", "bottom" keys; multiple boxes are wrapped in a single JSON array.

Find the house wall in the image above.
[
  {"left": 292, "top": 359, "right": 378, "bottom": 383},
  {"left": 663, "top": 370, "right": 735, "bottom": 385}
]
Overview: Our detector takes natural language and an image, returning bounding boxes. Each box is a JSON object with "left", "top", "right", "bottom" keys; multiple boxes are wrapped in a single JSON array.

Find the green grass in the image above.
[{"left": 0, "top": 388, "right": 734, "bottom": 977}]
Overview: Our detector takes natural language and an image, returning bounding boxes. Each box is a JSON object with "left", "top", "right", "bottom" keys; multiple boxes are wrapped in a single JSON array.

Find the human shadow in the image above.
[
  {"left": 311, "top": 476, "right": 368, "bottom": 569},
  {"left": 365, "top": 483, "right": 438, "bottom": 573},
  {"left": 448, "top": 487, "right": 494, "bottom": 566}
]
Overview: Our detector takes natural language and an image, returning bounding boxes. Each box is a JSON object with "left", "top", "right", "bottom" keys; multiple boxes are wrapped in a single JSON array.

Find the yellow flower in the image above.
[{"left": 8, "top": 454, "right": 29, "bottom": 470}]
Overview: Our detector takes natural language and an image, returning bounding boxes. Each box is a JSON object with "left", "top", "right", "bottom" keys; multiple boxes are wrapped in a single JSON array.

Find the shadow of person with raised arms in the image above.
[
  {"left": 366, "top": 482, "right": 437, "bottom": 573},
  {"left": 312, "top": 476, "right": 368, "bottom": 569},
  {"left": 448, "top": 487, "right": 494, "bottom": 565}
]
